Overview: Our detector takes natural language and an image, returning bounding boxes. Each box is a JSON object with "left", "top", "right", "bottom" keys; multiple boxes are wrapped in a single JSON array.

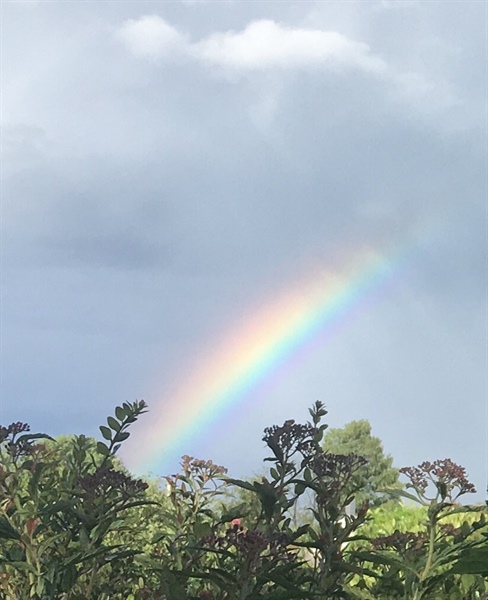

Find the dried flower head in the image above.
[
  {"left": 201, "top": 527, "right": 295, "bottom": 573},
  {"left": 0, "top": 422, "right": 34, "bottom": 458},
  {"left": 263, "top": 420, "right": 317, "bottom": 458},
  {"left": 311, "top": 452, "right": 367, "bottom": 479},
  {"left": 77, "top": 467, "right": 148, "bottom": 503},
  {"left": 372, "top": 530, "right": 428, "bottom": 553},
  {"left": 0, "top": 422, "right": 30, "bottom": 444},
  {"left": 400, "top": 458, "right": 476, "bottom": 501},
  {"left": 439, "top": 523, "right": 462, "bottom": 537},
  {"left": 179, "top": 455, "right": 228, "bottom": 482}
]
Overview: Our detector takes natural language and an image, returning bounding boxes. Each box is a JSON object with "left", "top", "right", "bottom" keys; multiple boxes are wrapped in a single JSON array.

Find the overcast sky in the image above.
[{"left": 1, "top": 0, "right": 486, "bottom": 500}]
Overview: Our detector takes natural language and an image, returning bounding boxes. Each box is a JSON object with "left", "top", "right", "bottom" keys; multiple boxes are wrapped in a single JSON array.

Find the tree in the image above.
[{"left": 322, "top": 419, "right": 402, "bottom": 507}]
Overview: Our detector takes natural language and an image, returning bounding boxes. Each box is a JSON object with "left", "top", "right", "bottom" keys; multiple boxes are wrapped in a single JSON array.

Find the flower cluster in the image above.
[
  {"left": 438, "top": 523, "right": 462, "bottom": 537},
  {"left": 178, "top": 455, "right": 228, "bottom": 482},
  {"left": 400, "top": 458, "right": 476, "bottom": 501},
  {"left": 0, "top": 421, "right": 30, "bottom": 442},
  {"left": 165, "top": 456, "right": 228, "bottom": 500},
  {"left": 371, "top": 530, "right": 428, "bottom": 552},
  {"left": 77, "top": 467, "right": 148, "bottom": 503},
  {"left": 399, "top": 465, "right": 429, "bottom": 494},
  {"left": 202, "top": 525, "right": 294, "bottom": 573},
  {"left": 0, "top": 422, "right": 30, "bottom": 441},
  {"left": 0, "top": 422, "right": 34, "bottom": 458},
  {"left": 310, "top": 453, "right": 368, "bottom": 503},
  {"left": 263, "top": 420, "right": 317, "bottom": 457},
  {"left": 311, "top": 452, "right": 367, "bottom": 479}
]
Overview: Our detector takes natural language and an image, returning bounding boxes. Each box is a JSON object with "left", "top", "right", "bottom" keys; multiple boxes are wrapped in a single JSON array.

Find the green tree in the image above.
[{"left": 322, "top": 419, "right": 402, "bottom": 508}]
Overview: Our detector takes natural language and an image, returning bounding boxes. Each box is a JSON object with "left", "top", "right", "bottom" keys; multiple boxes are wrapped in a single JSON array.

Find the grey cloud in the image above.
[
  {"left": 2, "top": 157, "right": 177, "bottom": 270},
  {"left": 2, "top": 123, "right": 49, "bottom": 167},
  {"left": 47, "top": 233, "right": 167, "bottom": 271}
]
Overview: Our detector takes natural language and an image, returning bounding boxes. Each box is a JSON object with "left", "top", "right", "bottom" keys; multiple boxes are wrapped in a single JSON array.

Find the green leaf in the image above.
[
  {"left": 112, "top": 500, "right": 159, "bottom": 513},
  {"left": 219, "top": 503, "right": 248, "bottom": 524},
  {"left": 0, "top": 516, "right": 20, "bottom": 540},
  {"left": 115, "top": 406, "right": 126, "bottom": 421},
  {"left": 99, "top": 425, "right": 112, "bottom": 441},
  {"left": 460, "top": 520, "right": 471, "bottom": 537},
  {"left": 107, "top": 416, "right": 121, "bottom": 432},
  {"left": 266, "top": 572, "right": 308, "bottom": 595},
  {"left": 96, "top": 441, "right": 110, "bottom": 456},
  {"left": 313, "top": 430, "right": 324, "bottom": 444},
  {"left": 28, "top": 461, "right": 46, "bottom": 496},
  {"left": 461, "top": 574, "right": 476, "bottom": 589},
  {"left": 451, "top": 545, "right": 488, "bottom": 576},
  {"left": 39, "top": 499, "right": 76, "bottom": 516},
  {"left": 193, "top": 518, "right": 212, "bottom": 538},
  {"left": 2, "top": 561, "right": 38, "bottom": 575},
  {"left": 225, "top": 477, "right": 256, "bottom": 493},
  {"left": 151, "top": 532, "right": 166, "bottom": 544},
  {"left": 270, "top": 467, "right": 280, "bottom": 480},
  {"left": 436, "top": 481, "right": 448, "bottom": 499},
  {"left": 345, "top": 585, "right": 377, "bottom": 600},
  {"left": 113, "top": 431, "right": 130, "bottom": 443},
  {"left": 385, "top": 488, "right": 420, "bottom": 504},
  {"left": 35, "top": 577, "right": 45, "bottom": 597},
  {"left": 289, "top": 524, "right": 310, "bottom": 541},
  {"left": 17, "top": 432, "right": 54, "bottom": 444},
  {"left": 352, "top": 551, "right": 404, "bottom": 568}
]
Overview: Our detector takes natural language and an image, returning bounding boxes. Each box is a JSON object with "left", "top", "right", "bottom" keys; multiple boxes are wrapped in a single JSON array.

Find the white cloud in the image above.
[
  {"left": 116, "top": 15, "right": 187, "bottom": 59},
  {"left": 115, "top": 16, "right": 386, "bottom": 75},
  {"left": 113, "top": 15, "right": 462, "bottom": 124},
  {"left": 192, "top": 20, "right": 387, "bottom": 73}
]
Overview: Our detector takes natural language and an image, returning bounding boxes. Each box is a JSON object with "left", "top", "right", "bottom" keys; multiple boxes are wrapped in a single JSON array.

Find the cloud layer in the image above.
[{"left": 2, "top": 1, "right": 486, "bottom": 497}]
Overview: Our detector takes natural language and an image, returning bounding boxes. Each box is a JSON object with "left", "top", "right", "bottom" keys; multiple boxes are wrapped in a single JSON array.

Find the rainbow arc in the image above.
[{"left": 126, "top": 246, "right": 401, "bottom": 475}]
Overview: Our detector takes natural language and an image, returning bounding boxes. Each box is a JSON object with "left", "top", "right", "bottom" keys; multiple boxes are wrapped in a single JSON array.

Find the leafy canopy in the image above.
[{"left": 322, "top": 419, "right": 402, "bottom": 507}]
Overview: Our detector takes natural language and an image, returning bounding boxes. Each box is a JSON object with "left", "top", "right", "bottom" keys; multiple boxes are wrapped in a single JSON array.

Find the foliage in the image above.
[
  {"left": 220, "top": 401, "right": 374, "bottom": 598},
  {"left": 351, "top": 459, "right": 488, "bottom": 599},
  {"left": 0, "top": 400, "right": 153, "bottom": 599},
  {"left": 322, "top": 419, "right": 402, "bottom": 507},
  {"left": 1, "top": 400, "right": 486, "bottom": 600}
]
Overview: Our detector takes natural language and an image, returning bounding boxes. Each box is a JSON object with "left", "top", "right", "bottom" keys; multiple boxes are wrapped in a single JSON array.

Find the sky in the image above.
[{"left": 1, "top": 0, "right": 486, "bottom": 501}]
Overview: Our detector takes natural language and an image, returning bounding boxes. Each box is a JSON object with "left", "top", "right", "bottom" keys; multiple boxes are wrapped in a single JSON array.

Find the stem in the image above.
[
  {"left": 421, "top": 516, "right": 436, "bottom": 580},
  {"left": 86, "top": 559, "right": 99, "bottom": 598}
]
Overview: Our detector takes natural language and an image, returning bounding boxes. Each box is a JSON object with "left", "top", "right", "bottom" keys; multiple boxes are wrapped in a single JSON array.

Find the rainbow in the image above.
[{"left": 125, "top": 246, "right": 401, "bottom": 475}]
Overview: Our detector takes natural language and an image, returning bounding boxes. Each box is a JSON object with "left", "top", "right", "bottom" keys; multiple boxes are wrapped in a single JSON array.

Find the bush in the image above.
[{"left": 0, "top": 400, "right": 486, "bottom": 599}]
